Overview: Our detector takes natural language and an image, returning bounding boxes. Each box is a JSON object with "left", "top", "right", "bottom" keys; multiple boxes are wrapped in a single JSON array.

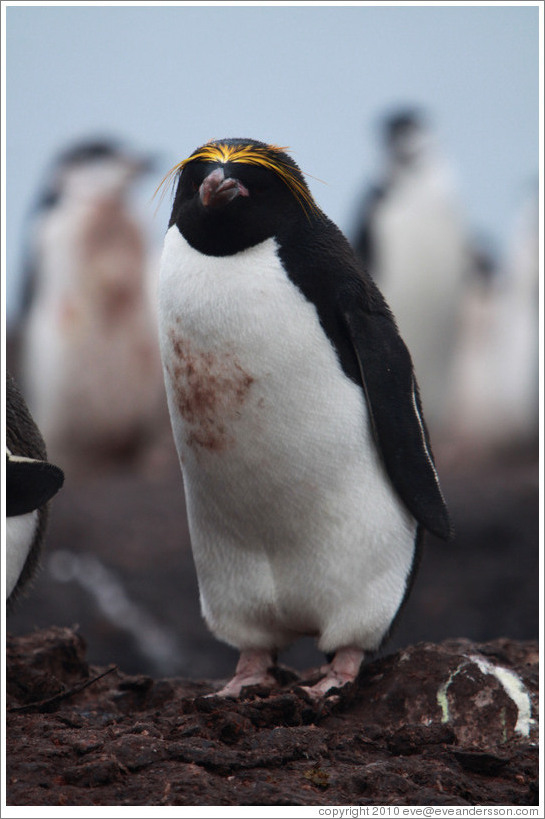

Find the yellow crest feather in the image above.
[{"left": 155, "top": 141, "right": 319, "bottom": 217}]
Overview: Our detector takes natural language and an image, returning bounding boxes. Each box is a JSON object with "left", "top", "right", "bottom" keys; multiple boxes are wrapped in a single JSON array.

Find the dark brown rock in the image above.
[{"left": 5, "top": 627, "right": 538, "bottom": 806}]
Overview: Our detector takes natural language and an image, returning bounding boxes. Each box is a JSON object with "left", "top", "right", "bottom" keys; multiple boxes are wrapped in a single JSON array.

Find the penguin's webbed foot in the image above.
[
  {"left": 299, "top": 647, "right": 364, "bottom": 700},
  {"left": 209, "top": 648, "right": 278, "bottom": 698}
]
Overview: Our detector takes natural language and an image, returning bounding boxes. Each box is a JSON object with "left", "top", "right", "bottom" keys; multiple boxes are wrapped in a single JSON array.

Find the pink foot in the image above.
[
  {"left": 211, "top": 649, "right": 278, "bottom": 698},
  {"left": 301, "top": 647, "right": 364, "bottom": 700}
]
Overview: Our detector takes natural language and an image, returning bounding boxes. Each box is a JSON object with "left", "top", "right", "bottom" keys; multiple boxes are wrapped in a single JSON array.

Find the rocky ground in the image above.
[{"left": 6, "top": 627, "right": 539, "bottom": 806}]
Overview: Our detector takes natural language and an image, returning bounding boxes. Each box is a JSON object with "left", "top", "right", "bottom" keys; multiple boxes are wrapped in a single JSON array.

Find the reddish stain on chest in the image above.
[{"left": 167, "top": 329, "right": 254, "bottom": 452}]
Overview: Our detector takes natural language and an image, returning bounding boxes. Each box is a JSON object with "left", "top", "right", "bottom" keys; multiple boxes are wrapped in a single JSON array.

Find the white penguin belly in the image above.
[
  {"left": 6, "top": 511, "right": 38, "bottom": 598},
  {"left": 21, "top": 204, "right": 163, "bottom": 463},
  {"left": 159, "top": 228, "right": 417, "bottom": 653},
  {"left": 375, "top": 177, "right": 467, "bottom": 431}
]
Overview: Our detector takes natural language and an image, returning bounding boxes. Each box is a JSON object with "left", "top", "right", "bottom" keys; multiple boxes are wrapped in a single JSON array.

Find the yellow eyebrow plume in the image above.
[{"left": 155, "top": 141, "right": 320, "bottom": 218}]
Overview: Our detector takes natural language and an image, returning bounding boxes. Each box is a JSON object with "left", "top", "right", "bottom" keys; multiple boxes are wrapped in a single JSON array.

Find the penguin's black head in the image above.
[
  {"left": 163, "top": 138, "right": 320, "bottom": 256},
  {"left": 37, "top": 139, "right": 154, "bottom": 211},
  {"left": 57, "top": 139, "right": 124, "bottom": 167},
  {"left": 383, "top": 109, "right": 430, "bottom": 166}
]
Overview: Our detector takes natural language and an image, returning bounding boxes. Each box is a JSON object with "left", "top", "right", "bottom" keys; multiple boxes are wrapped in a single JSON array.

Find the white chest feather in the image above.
[
  {"left": 158, "top": 227, "right": 416, "bottom": 653},
  {"left": 6, "top": 511, "right": 38, "bottom": 599},
  {"left": 373, "top": 168, "right": 468, "bottom": 430},
  {"left": 22, "top": 203, "right": 163, "bottom": 457}
]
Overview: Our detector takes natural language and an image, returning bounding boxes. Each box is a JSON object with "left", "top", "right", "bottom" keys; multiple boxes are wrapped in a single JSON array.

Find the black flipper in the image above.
[
  {"left": 6, "top": 453, "right": 65, "bottom": 517},
  {"left": 340, "top": 295, "right": 453, "bottom": 541}
]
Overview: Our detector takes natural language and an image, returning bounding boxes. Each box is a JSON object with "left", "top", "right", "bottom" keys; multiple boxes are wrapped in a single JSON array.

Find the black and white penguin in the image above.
[
  {"left": 158, "top": 138, "right": 453, "bottom": 698},
  {"left": 450, "top": 186, "right": 539, "bottom": 451},
  {"left": 491, "top": 188, "right": 539, "bottom": 444},
  {"left": 6, "top": 372, "right": 64, "bottom": 607},
  {"left": 352, "top": 110, "right": 470, "bottom": 436},
  {"left": 20, "top": 139, "right": 165, "bottom": 475}
]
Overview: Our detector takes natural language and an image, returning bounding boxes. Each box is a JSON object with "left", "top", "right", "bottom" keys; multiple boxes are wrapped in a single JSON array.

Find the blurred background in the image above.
[{"left": 4, "top": 3, "right": 541, "bottom": 680}]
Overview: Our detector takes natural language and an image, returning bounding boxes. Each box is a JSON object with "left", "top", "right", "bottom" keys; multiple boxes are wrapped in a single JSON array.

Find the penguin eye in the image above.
[{"left": 192, "top": 180, "right": 200, "bottom": 193}]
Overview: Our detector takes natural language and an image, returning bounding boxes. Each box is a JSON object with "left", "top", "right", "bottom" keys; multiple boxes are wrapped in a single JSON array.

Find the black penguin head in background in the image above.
[
  {"left": 36, "top": 138, "right": 155, "bottom": 211},
  {"left": 383, "top": 109, "right": 431, "bottom": 167},
  {"left": 162, "top": 138, "right": 323, "bottom": 256}
]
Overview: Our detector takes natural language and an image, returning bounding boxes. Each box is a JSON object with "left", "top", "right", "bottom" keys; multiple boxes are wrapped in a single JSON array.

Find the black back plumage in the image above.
[
  {"left": 277, "top": 213, "right": 453, "bottom": 541},
  {"left": 7, "top": 372, "right": 47, "bottom": 464}
]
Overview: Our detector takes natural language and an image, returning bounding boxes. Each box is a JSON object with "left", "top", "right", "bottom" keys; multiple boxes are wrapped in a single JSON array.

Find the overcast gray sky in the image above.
[{"left": 4, "top": 2, "right": 540, "bottom": 323}]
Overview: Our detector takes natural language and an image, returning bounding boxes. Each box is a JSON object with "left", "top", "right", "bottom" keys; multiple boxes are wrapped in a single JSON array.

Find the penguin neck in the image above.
[
  {"left": 275, "top": 207, "right": 326, "bottom": 249},
  {"left": 387, "top": 152, "right": 454, "bottom": 197}
]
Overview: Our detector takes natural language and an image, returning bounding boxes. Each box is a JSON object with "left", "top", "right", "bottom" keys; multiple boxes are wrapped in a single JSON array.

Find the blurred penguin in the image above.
[
  {"left": 450, "top": 185, "right": 539, "bottom": 454},
  {"left": 6, "top": 372, "right": 64, "bottom": 608},
  {"left": 352, "top": 109, "right": 471, "bottom": 437},
  {"left": 19, "top": 140, "right": 165, "bottom": 477}
]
